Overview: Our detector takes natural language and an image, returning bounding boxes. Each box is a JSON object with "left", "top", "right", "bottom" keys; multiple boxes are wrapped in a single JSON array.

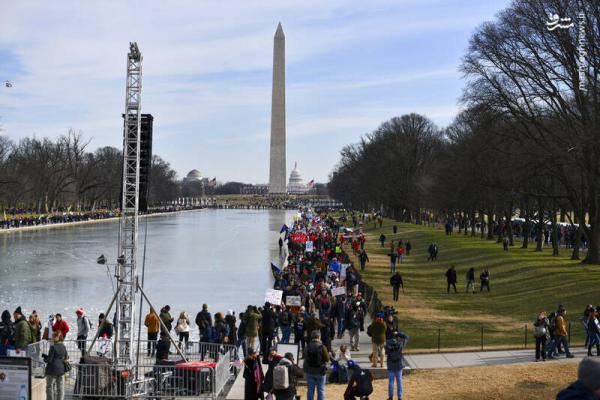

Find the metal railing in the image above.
[{"left": 28, "top": 339, "right": 237, "bottom": 399}]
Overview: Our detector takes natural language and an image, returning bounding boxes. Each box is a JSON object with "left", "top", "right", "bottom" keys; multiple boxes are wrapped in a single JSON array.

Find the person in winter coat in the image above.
[
  {"left": 44, "top": 330, "right": 68, "bottom": 400},
  {"left": 159, "top": 305, "right": 174, "bottom": 334},
  {"left": 385, "top": 331, "right": 409, "bottom": 400},
  {"left": 214, "top": 312, "right": 229, "bottom": 344},
  {"left": 261, "top": 303, "right": 277, "bottom": 359},
  {"left": 243, "top": 348, "right": 264, "bottom": 400},
  {"left": 175, "top": 311, "right": 190, "bottom": 350},
  {"left": 52, "top": 313, "right": 70, "bottom": 339},
  {"left": 28, "top": 310, "right": 42, "bottom": 342},
  {"left": 273, "top": 352, "right": 304, "bottom": 400},
  {"left": 446, "top": 266, "right": 457, "bottom": 293},
  {"left": 0, "top": 310, "right": 14, "bottom": 356},
  {"left": 405, "top": 241, "right": 412, "bottom": 256},
  {"left": 586, "top": 309, "right": 600, "bottom": 357},
  {"left": 225, "top": 310, "right": 238, "bottom": 345},
  {"left": 556, "top": 357, "right": 600, "bottom": 400},
  {"left": 367, "top": 317, "right": 387, "bottom": 367},
  {"left": 262, "top": 346, "right": 284, "bottom": 395},
  {"left": 75, "top": 308, "right": 91, "bottom": 356},
  {"left": 358, "top": 250, "right": 369, "bottom": 272},
  {"left": 480, "top": 269, "right": 490, "bottom": 292},
  {"left": 303, "top": 330, "right": 330, "bottom": 400},
  {"left": 390, "top": 272, "right": 403, "bottom": 301},
  {"left": 533, "top": 311, "right": 550, "bottom": 362},
  {"left": 97, "top": 313, "right": 114, "bottom": 339},
  {"left": 244, "top": 306, "right": 261, "bottom": 353},
  {"left": 195, "top": 304, "right": 212, "bottom": 342},
  {"left": 144, "top": 308, "right": 160, "bottom": 357},
  {"left": 294, "top": 312, "right": 306, "bottom": 353},
  {"left": 551, "top": 306, "right": 574, "bottom": 359},
  {"left": 465, "top": 268, "right": 475, "bottom": 294},
  {"left": 13, "top": 306, "right": 33, "bottom": 353}
]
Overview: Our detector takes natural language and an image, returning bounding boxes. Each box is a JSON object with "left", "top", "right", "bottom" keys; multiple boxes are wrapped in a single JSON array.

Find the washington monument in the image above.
[{"left": 269, "top": 22, "right": 286, "bottom": 194}]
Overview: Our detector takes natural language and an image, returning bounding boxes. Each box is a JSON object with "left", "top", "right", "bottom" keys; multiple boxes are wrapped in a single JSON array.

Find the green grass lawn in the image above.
[{"left": 355, "top": 219, "right": 597, "bottom": 352}]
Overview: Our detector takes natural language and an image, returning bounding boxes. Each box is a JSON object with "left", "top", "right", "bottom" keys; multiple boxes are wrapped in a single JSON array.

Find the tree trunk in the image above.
[
  {"left": 551, "top": 204, "right": 559, "bottom": 256},
  {"left": 522, "top": 208, "right": 530, "bottom": 249},
  {"left": 487, "top": 211, "right": 494, "bottom": 240},
  {"left": 571, "top": 224, "right": 581, "bottom": 260},
  {"left": 535, "top": 201, "right": 544, "bottom": 252},
  {"left": 480, "top": 210, "right": 485, "bottom": 239}
]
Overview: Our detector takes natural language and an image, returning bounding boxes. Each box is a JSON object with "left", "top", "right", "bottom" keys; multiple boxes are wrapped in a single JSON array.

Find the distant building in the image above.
[
  {"left": 240, "top": 184, "right": 269, "bottom": 195},
  {"left": 287, "top": 162, "right": 310, "bottom": 194}
]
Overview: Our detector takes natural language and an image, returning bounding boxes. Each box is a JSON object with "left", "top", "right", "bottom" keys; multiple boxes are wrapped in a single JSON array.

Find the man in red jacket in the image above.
[{"left": 52, "top": 313, "right": 70, "bottom": 338}]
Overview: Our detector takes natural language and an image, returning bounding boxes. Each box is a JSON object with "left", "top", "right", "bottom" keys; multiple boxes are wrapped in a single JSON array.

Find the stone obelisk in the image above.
[{"left": 269, "top": 22, "right": 286, "bottom": 194}]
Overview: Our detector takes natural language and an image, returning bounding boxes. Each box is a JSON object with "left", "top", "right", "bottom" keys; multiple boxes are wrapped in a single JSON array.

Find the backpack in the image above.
[
  {"left": 272, "top": 364, "right": 290, "bottom": 390},
  {"left": 84, "top": 316, "right": 94, "bottom": 331},
  {"left": 306, "top": 343, "right": 324, "bottom": 368},
  {"left": 533, "top": 324, "right": 547, "bottom": 338},
  {"left": 356, "top": 369, "right": 373, "bottom": 396},
  {"left": 548, "top": 315, "right": 556, "bottom": 332}
]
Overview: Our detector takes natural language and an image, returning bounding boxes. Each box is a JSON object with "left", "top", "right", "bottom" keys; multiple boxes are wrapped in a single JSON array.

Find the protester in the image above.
[
  {"left": 303, "top": 330, "right": 329, "bottom": 400},
  {"left": 358, "top": 250, "right": 369, "bottom": 272},
  {"left": 29, "top": 310, "right": 42, "bottom": 342},
  {"left": 294, "top": 312, "right": 306, "bottom": 354},
  {"left": 13, "top": 306, "right": 33, "bottom": 354},
  {"left": 272, "top": 352, "right": 304, "bottom": 400},
  {"left": 261, "top": 302, "right": 277, "bottom": 360},
  {"left": 479, "top": 269, "right": 490, "bottom": 292},
  {"left": 144, "top": 308, "right": 160, "bottom": 357},
  {"left": 159, "top": 305, "right": 174, "bottom": 334},
  {"left": 556, "top": 357, "right": 600, "bottom": 399},
  {"left": 263, "top": 346, "right": 284, "bottom": 395},
  {"left": 379, "top": 233, "right": 386, "bottom": 247},
  {"left": 175, "top": 311, "right": 190, "bottom": 350},
  {"left": 445, "top": 266, "right": 457, "bottom": 293},
  {"left": 43, "top": 330, "right": 68, "bottom": 400},
  {"left": 388, "top": 250, "right": 398, "bottom": 273},
  {"left": 244, "top": 306, "right": 261, "bottom": 353},
  {"left": 344, "top": 360, "right": 373, "bottom": 400},
  {"left": 533, "top": 311, "right": 549, "bottom": 362},
  {"left": 405, "top": 240, "right": 412, "bottom": 256},
  {"left": 465, "top": 267, "right": 475, "bottom": 294},
  {"left": 367, "top": 315, "right": 386, "bottom": 368},
  {"left": 52, "top": 313, "right": 70, "bottom": 339},
  {"left": 385, "top": 330, "right": 409, "bottom": 400},
  {"left": 390, "top": 272, "right": 403, "bottom": 301},
  {"left": 0, "top": 310, "right": 14, "bottom": 356},
  {"left": 97, "top": 313, "right": 114, "bottom": 339},
  {"left": 243, "top": 348, "right": 264, "bottom": 400},
  {"left": 75, "top": 308, "right": 91, "bottom": 356},
  {"left": 585, "top": 308, "right": 600, "bottom": 357},
  {"left": 549, "top": 305, "right": 574, "bottom": 359}
]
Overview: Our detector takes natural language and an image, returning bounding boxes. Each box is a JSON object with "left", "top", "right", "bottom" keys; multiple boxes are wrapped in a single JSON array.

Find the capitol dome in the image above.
[
  {"left": 185, "top": 169, "right": 203, "bottom": 182},
  {"left": 288, "top": 162, "right": 308, "bottom": 194}
]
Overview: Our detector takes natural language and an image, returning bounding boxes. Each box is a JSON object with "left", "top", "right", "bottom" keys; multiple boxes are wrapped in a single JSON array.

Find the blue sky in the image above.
[{"left": 0, "top": 0, "right": 510, "bottom": 183}]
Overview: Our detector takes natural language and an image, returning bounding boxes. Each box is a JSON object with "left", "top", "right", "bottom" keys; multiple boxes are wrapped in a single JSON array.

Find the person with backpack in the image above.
[
  {"left": 390, "top": 273, "right": 403, "bottom": 301},
  {"left": 263, "top": 346, "right": 284, "bottom": 396},
  {"left": 546, "top": 311, "right": 559, "bottom": 359},
  {"left": 75, "top": 308, "right": 91, "bottom": 356},
  {"left": 13, "top": 306, "right": 33, "bottom": 354},
  {"left": 385, "top": 331, "right": 409, "bottom": 400},
  {"left": 344, "top": 360, "right": 373, "bottom": 400},
  {"left": 303, "top": 330, "right": 330, "bottom": 400},
  {"left": 243, "top": 347, "right": 264, "bottom": 400},
  {"left": 195, "top": 304, "right": 213, "bottom": 343},
  {"left": 533, "top": 311, "right": 549, "bottom": 362},
  {"left": 273, "top": 352, "right": 304, "bottom": 400},
  {"left": 43, "top": 330, "right": 68, "bottom": 400}
]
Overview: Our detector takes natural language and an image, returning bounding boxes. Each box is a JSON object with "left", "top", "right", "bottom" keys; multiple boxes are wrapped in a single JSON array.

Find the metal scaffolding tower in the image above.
[{"left": 116, "top": 42, "right": 143, "bottom": 366}]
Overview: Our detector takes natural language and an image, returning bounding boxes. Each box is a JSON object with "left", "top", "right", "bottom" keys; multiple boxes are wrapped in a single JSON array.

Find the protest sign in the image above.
[
  {"left": 332, "top": 286, "right": 346, "bottom": 297},
  {"left": 286, "top": 295, "right": 302, "bottom": 306},
  {"left": 265, "top": 289, "right": 283, "bottom": 305}
]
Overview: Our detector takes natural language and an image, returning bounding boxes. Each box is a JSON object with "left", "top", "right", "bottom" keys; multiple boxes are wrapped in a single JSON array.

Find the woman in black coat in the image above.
[
  {"left": 44, "top": 331, "right": 68, "bottom": 400},
  {"left": 243, "top": 349, "right": 264, "bottom": 400}
]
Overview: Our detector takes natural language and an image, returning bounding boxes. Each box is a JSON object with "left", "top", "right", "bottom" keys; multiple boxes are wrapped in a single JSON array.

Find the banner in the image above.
[
  {"left": 331, "top": 286, "right": 346, "bottom": 297},
  {"left": 305, "top": 241, "right": 314, "bottom": 252},
  {"left": 286, "top": 295, "right": 302, "bottom": 306},
  {"left": 265, "top": 289, "right": 284, "bottom": 305}
]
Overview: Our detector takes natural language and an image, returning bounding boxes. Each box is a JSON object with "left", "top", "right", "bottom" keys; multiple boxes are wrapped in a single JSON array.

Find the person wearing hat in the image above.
[
  {"left": 263, "top": 346, "right": 284, "bottom": 395},
  {"left": 303, "top": 330, "right": 330, "bottom": 400},
  {"left": 76, "top": 308, "right": 91, "bottom": 356},
  {"left": 243, "top": 347, "right": 264, "bottom": 400},
  {"left": 556, "top": 357, "right": 600, "bottom": 399},
  {"left": 0, "top": 310, "right": 14, "bottom": 356},
  {"left": 273, "top": 352, "right": 304, "bottom": 400},
  {"left": 13, "top": 306, "right": 33, "bottom": 354}
]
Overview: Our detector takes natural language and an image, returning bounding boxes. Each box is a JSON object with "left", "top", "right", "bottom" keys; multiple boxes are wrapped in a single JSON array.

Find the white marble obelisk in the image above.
[{"left": 269, "top": 22, "right": 286, "bottom": 194}]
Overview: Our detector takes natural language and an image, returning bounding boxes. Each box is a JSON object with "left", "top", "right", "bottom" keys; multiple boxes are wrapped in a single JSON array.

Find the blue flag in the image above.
[
  {"left": 280, "top": 224, "right": 289, "bottom": 234},
  {"left": 271, "top": 263, "right": 282, "bottom": 278}
]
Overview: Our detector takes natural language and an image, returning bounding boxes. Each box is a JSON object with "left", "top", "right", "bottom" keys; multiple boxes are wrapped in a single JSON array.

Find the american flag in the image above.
[
  {"left": 307, "top": 179, "right": 315, "bottom": 188},
  {"left": 207, "top": 177, "right": 217, "bottom": 188}
]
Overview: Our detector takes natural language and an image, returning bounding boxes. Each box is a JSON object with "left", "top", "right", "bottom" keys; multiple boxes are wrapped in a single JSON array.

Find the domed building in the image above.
[
  {"left": 184, "top": 169, "right": 203, "bottom": 183},
  {"left": 287, "top": 162, "right": 309, "bottom": 194}
]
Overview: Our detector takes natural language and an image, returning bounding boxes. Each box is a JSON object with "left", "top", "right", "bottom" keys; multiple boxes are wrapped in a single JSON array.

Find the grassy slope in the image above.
[{"left": 356, "top": 220, "right": 598, "bottom": 351}]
